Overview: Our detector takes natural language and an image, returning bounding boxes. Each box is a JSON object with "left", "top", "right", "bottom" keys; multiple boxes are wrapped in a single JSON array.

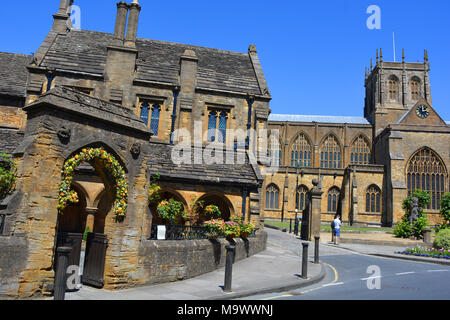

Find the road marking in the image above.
[
  {"left": 427, "top": 269, "right": 449, "bottom": 273},
  {"left": 260, "top": 262, "right": 340, "bottom": 300},
  {"left": 395, "top": 272, "right": 416, "bottom": 275},
  {"left": 322, "top": 282, "right": 344, "bottom": 287},
  {"left": 360, "top": 275, "right": 382, "bottom": 281}
]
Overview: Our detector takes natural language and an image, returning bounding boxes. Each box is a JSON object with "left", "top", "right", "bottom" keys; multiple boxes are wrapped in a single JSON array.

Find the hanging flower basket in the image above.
[{"left": 57, "top": 147, "right": 128, "bottom": 220}]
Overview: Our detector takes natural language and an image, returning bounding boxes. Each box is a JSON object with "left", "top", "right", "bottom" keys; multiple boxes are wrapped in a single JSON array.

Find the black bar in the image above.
[
  {"left": 54, "top": 246, "right": 72, "bottom": 300},
  {"left": 289, "top": 219, "right": 292, "bottom": 233},
  {"left": 301, "top": 242, "right": 309, "bottom": 279},
  {"left": 223, "top": 245, "right": 235, "bottom": 293},
  {"left": 314, "top": 236, "right": 320, "bottom": 264},
  {"left": 0, "top": 214, "right": 5, "bottom": 235}
]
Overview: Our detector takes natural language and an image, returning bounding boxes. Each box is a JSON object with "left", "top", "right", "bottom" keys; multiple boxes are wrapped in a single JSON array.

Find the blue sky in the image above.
[{"left": 1, "top": 0, "right": 449, "bottom": 120}]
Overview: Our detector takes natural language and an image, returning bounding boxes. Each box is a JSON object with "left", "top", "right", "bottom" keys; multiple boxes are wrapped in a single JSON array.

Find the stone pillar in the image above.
[
  {"left": 178, "top": 49, "right": 198, "bottom": 135},
  {"left": 85, "top": 207, "right": 98, "bottom": 233},
  {"left": 309, "top": 179, "right": 323, "bottom": 240},
  {"left": 113, "top": 2, "right": 129, "bottom": 46}
]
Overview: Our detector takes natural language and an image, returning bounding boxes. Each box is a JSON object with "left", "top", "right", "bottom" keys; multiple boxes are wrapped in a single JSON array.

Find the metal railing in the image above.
[
  {"left": 149, "top": 223, "right": 257, "bottom": 240},
  {"left": 263, "top": 217, "right": 302, "bottom": 235}
]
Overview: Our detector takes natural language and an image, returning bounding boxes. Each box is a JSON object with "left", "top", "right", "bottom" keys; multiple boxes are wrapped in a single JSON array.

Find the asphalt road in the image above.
[{"left": 244, "top": 229, "right": 450, "bottom": 300}]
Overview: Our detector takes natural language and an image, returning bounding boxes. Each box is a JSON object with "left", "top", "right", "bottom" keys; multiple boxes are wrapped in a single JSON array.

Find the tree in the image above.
[{"left": 394, "top": 190, "right": 430, "bottom": 239}]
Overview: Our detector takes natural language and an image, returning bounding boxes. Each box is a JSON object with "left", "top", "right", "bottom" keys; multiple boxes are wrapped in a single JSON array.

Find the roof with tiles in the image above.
[
  {"left": 0, "top": 52, "right": 31, "bottom": 98},
  {"left": 25, "top": 86, "right": 151, "bottom": 135},
  {"left": 147, "top": 143, "right": 261, "bottom": 187},
  {"left": 38, "top": 29, "right": 262, "bottom": 95},
  {"left": 268, "top": 114, "right": 372, "bottom": 125}
]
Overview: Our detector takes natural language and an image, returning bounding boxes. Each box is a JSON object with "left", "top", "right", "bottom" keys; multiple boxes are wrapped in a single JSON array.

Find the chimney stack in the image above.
[
  {"left": 52, "top": 0, "right": 73, "bottom": 33},
  {"left": 113, "top": 2, "right": 129, "bottom": 46},
  {"left": 124, "top": 0, "right": 141, "bottom": 48}
]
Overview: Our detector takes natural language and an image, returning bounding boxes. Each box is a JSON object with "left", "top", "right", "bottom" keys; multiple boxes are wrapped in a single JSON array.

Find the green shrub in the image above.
[
  {"left": 393, "top": 190, "right": 430, "bottom": 239},
  {"left": 0, "top": 153, "right": 16, "bottom": 199},
  {"left": 433, "top": 228, "right": 450, "bottom": 250},
  {"left": 437, "top": 193, "right": 450, "bottom": 231}
]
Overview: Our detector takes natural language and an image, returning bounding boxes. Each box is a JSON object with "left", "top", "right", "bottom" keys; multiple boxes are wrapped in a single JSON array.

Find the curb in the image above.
[
  {"left": 206, "top": 262, "right": 327, "bottom": 300},
  {"left": 322, "top": 243, "right": 450, "bottom": 266},
  {"left": 338, "top": 238, "right": 427, "bottom": 247},
  {"left": 371, "top": 253, "right": 450, "bottom": 266}
]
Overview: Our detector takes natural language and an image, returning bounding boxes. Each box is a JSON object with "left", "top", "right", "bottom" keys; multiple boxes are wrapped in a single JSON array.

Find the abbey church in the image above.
[
  {"left": 263, "top": 49, "right": 449, "bottom": 227},
  {"left": 0, "top": 0, "right": 448, "bottom": 298}
]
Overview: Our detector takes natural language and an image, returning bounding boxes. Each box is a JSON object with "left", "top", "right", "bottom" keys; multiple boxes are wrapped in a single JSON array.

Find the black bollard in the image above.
[
  {"left": 294, "top": 218, "right": 299, "bottom": 236},
  {"left": 223, "top": 245, "right": 235, "bottom": 292},
  {"left": 54, "top": 246, "right": 72, "bottom": 300},
  {"left": 289, "top": 219, "right": 292, "bottom": 234},
  {"left": 314, "top": 236, "right": 320, "bottom": 264},
  {"left": 301, "top": 242, "right": 309, "bottom": 279}
]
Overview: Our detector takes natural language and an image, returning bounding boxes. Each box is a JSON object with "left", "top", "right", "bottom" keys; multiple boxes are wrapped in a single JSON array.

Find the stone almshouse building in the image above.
[
  {"left": 0, "top": 0, "right": 270, "bottom": 297},
  {"left": 262, "top": 49, "right": 449, "bottom": 228}
]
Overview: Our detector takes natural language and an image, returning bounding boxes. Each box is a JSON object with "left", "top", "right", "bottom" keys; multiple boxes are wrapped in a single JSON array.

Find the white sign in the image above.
[{"left": 157, "top": 225, "right": 166, "bottom": 240}]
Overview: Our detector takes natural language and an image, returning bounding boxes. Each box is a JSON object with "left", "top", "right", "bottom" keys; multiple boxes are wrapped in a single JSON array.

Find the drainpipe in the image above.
[
  {"left": 246, "top": 94, "right": 255, "bottom": 149},
  {"left": 242, "top": 186, "right": 248, "bottom": 221},
  {"left": 170, "top": 86, "right": 180, "bottom": 146}
]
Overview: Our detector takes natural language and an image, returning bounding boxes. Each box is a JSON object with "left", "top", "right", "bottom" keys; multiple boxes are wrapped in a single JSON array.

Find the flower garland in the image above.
[{"left": 57, "top": 147, "right": 128, "bottom": 219}]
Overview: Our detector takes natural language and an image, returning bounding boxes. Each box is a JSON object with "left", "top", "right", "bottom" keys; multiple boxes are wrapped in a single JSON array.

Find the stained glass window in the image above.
[{"left": 321, "top": 135, "right": 342, "bottom": 169}]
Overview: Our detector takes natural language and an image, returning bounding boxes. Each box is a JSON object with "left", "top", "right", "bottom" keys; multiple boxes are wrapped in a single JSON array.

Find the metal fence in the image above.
[
  {"left": 149, "top": 223, "right": 257, "bottom": 240},
  {"left": 263, "top": 217, "right": 302, "bottom": 235}
]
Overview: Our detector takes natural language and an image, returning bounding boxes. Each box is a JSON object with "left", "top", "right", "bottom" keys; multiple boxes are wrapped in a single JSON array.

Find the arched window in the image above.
[
  {"left": 207, "top": 111, "right": 217, "bottom": 142},
  {"left": 150, "top": 104, "right": 161, "bottom": 136},
  {"left": 265, "top": 184, "right": 280, "bottom": 210},
  {"left": 296, "top": 185, "right": 309, "bottom": 211},
  {"left": 291, "top": 133, "right": 312, "bottom": 168},
  {"left": 407, "top": 148, "right": 448, "bottom": 210},
  {"left": 320, "top": 135, "right": 342, "bottom": 169},
  {"left": 410, "top": 77, "right": 421, "bottom": 101},
  {"left": 350, "top": 135, "right": 371, "bottom": 165},
  {"left": 140, "top": 102, "right": 150, "bottom": 126},
  {"left": 268, "top": 135, "right": 282, "bottom": 167},
  {"left": 218, "top": 112, "right": 228, "bottom": 143},
  {"left": 388, "top": 75, "right": 399, "bottom": 101},
  {"left": 366, "top": 185, "right": 381, "bottom": 213},
  {"left": 327, "top": 187, "right": 340, "bottom": 213}
]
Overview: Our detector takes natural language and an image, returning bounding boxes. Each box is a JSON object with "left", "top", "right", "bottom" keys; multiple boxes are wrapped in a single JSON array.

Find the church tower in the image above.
[{"left": 364, "top": 49, "right": 432, "bottom": 136}]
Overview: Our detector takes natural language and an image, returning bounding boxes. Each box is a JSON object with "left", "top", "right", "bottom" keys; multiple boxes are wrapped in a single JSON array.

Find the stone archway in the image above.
[{"left": 198, "top": 192, "right": 235, "bottom": 222}]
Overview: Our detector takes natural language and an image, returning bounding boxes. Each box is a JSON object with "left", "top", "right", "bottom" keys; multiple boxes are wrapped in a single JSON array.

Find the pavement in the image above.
[
  {"left": 65, "top": 230, "right": 325, "bottom": 300},
  {"left": 64, "top": 227, "right": 448, "bottom": 300}
]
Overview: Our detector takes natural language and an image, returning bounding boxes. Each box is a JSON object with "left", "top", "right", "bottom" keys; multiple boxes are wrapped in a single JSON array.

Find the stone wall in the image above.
[{"left": 137, "top": 231, "right": 267, "bottom": 286}]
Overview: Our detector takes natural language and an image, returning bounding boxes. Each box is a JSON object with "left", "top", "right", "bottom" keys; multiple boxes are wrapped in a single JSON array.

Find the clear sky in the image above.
[{"left": 1, "top": 0, "right": 449, "bottom": 120}]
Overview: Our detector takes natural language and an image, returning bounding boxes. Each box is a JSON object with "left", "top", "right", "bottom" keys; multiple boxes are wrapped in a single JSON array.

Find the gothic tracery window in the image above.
[
  {"left": 410, "top": 77, "right": 421, "bottom": 101},
  {"left": 320, "top": 135, "right": 342, "bottom": 169},
  {"left": 296, "top": 185, "right": 309, "bottom": 211},
  {"left": 350, "top": 135, "right": 371, "bottom": 165},
  {"left": 268, "top": 135, "right": 282, "bottom": 167},
  {"left": 265, "top": 184, "right": 280, "bottom": 210},
  {"left": 291, "top": 133, "right": 312, "bottom": 168},
  {"left": 207, "top": 109, "right": 228, "bottom": 143},
  {"left": 388, "top": 75, "right": 399, "bottom": 101},
  {"left": 327, "top": 187, "right": 340, "bottom": 213},
  {"left": 366, "top": 185, "right": 381, "bottom": 213},
  {"left": 407, "top": 148, "right": 448, "bottom": 211}
]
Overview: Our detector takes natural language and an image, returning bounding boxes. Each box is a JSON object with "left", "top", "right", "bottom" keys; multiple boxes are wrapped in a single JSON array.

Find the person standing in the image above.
[{"left": 333, "top": 215, "right": 342, "bottom": 245}]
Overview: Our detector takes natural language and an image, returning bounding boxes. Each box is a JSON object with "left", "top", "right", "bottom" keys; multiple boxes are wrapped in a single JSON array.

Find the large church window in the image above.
[
  {"left": 366, "top": 185, "right": 381, "bottom": 213},
  {"left": 320, "top": 135, "right": 342, "bottom": 169},
  {"left": 410, "top": 77, "right": 421, "bottom": 101},
  {"left": 327, "top": 187, "right": 340, "bottom": 213},
  {"left": 291, "top": 133, "right": 312, "bottom": 168},
  {"left": 350, "top": 135, "right": 371, "bottom": 165},
  {"left": 407, "top": 148, "right": 447, "bottom": 211},
  {"left": 265, "top": 184, "right": 280, "bottom": 210},
  {"left": 296, "top": 185, "right": 309, "bottom": 211},
  {"left": 388, "top": 75, "right": 399, "bottom": 101}
]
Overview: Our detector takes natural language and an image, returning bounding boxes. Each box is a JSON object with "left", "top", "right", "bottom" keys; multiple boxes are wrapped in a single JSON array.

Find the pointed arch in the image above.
[
  {"left": 320, "top": 133, "right": 342, "bottom": 169},
  {"left": 268, "top": 133, "right": 283, "bottom": 167},
  {"left": 387, "top": 74, "right": 400, "bottom": 101},
  {"left": 350, "top": 134, "right": 371, "bottom": 165},
  {"left": 265, "top": 183, "right": 280, "bottom": 210},
  {"left": 295, "top": 185, "right": 309, "bottom": 211},
  {"left": 410, "top": 76, "right": 422, "bottom": 101},
  {"left": 406, "top": 147, "right": 448, "bottom": 210},
  {"left": 327, "top": 186, "right": 340, "bottom": 213},
  {"left": 366, "top": 184, "right": 381, "bottom": 213},
  {"left": 289, "top": 132, "right": 312, "bottom": 168}
]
